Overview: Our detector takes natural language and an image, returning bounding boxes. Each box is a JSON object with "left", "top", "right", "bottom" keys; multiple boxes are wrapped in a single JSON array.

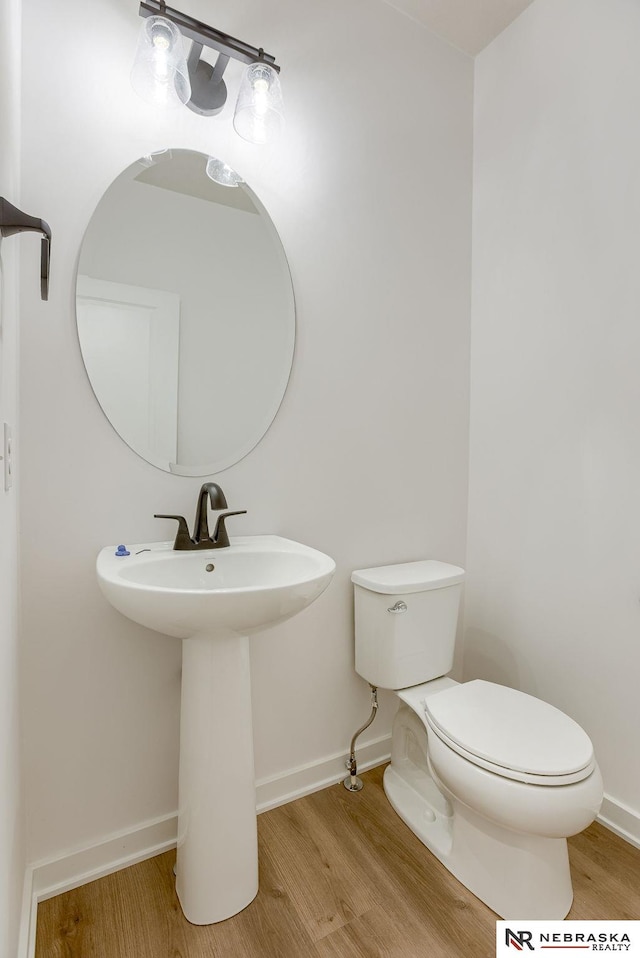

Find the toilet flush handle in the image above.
[{"left": 387, "top": 600, "right": 408, "bottom": 614}]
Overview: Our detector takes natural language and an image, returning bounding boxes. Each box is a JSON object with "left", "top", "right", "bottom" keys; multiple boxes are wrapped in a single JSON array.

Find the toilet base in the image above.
[{"left": 384, "top": 709, "right": 574, "bottom": 919}]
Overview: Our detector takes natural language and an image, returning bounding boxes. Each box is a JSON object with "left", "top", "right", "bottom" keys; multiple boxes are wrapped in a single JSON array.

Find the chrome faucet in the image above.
[{"left": 155, "top": 482, "right": 246, "bottom": 551}]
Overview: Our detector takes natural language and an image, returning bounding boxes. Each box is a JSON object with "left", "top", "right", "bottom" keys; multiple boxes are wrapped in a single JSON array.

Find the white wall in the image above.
[
  {"left": 0, "top": 0, "right": 25, "bottom": 952},
  {"left": 468, "top": 0, "right": 640, "bottom": 836},
  {"left": 19, "top": 0, "right": 473, "bottom": 864}
]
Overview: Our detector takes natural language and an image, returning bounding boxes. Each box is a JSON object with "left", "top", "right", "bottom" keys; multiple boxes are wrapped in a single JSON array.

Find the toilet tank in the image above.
[{"left": 352, "top": 560, "right": 465, "bottom": 690}]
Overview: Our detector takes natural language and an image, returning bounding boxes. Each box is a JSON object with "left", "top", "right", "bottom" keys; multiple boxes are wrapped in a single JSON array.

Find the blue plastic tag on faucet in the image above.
[{"left": 115, "top": 544, "right": 130, "bottom": 556}]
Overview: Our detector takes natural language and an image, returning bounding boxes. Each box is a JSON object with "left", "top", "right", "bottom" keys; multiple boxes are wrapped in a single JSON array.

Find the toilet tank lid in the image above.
[{"left": 352, "top": 560, "right": 465, "bottom": 595}]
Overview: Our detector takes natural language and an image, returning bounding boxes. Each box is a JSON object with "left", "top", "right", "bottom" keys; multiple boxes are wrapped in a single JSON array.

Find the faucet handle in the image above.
[
  {"left": 154, "top": 514, "right": 193, "bottom": 551},
  {"left": 212, "top": 510, "right": 247, "bottom": 548}
]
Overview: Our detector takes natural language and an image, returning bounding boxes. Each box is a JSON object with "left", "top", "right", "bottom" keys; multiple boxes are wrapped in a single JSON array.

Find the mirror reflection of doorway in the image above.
[{"left": 77, "top": 276, "right": 180, "bottom": 466}]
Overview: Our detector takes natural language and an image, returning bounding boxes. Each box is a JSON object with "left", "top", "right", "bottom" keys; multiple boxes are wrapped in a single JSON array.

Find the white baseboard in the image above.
[
  {"left": 256, "top": 733, "right": 391, "bottom": 812},
  {"left": 18, "top": 812, "right": 178, "bottom": 958},
  {"left": 18, "top": 736, "right": 391, "bottom": 958},
  {"left": 17, "top": 866, "right": 37, "bottom": 958},
  {"left": 598, "top": 793, "right": 640, "bottom": 849},
  {"left": 33, "top": 812, "right": 178, "bottom": 904}
]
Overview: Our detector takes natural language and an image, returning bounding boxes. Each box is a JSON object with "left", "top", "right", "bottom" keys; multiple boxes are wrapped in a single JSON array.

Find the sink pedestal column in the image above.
[{"left": 176, "top": 632, "right": 258, "bottom": 924}]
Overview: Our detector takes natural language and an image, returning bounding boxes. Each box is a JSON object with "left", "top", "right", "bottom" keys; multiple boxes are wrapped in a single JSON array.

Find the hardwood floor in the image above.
[{"left": 36, "top": 765, "right": 640, "bottom": 958}]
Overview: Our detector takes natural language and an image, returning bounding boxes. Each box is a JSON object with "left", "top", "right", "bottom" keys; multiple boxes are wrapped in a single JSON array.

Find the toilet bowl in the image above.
[{"left": 352, "top": 560, "right": 603, "bottom": 919}]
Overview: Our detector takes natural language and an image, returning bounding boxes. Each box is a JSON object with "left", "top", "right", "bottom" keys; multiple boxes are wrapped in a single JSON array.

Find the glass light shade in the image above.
[
  {"left": 233, "top": 63, "right": 284, "bottom": 145},
  {"left": 205, "top": 157, "right": 244, "bottom": 188},
  {"left": 131, "top": 16, "right": 191, "bottom": 109}
]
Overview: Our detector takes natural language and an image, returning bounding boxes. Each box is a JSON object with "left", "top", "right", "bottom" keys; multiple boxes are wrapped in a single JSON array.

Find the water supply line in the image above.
[{"left": 344, "top": 684, "right": 378, "bottom": 792}]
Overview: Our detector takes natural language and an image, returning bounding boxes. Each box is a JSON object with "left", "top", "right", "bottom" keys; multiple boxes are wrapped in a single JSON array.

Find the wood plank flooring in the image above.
[{"left": 36, "top": 765, "right": 640, "bottom": 958}]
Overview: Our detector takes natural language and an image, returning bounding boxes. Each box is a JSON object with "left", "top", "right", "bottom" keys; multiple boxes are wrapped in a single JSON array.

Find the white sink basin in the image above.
[
  {"left": 96, "top": 533, "right": 335, "bottom": 926},
  {"left": 97, "top": 535, "right": 335, "bottom": 639}
]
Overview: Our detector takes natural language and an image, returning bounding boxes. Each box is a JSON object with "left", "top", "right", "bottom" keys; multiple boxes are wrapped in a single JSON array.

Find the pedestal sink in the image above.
[{"left": 97, "top": 535, "right": 335, "bottom": 924}]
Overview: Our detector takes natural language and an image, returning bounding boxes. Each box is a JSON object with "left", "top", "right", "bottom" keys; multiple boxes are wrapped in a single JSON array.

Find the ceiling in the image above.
[{"left": 381, "top": 0, "right": 537, "bottom": 56}]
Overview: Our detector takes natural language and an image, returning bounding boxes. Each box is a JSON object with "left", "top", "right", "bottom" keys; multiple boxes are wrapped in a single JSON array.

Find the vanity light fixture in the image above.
[{"left": 131, "top": 0, "right": 284, "bottom": 144}]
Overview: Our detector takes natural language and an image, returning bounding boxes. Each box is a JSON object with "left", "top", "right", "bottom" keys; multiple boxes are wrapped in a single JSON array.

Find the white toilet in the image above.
[{"left": 352, "top": 559, "right": 603, "bottom": 919}]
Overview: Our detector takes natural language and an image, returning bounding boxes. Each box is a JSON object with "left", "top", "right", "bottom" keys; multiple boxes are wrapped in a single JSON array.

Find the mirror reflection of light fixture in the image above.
[
  {"left": 205, "top": 157, "right": 244, "bottom": 188},
  {"left": 131, "top": 0, "right": 283, "bottom": 144}
]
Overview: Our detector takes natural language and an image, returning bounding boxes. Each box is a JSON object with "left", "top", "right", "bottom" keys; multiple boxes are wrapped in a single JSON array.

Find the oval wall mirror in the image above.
[{"left": 76, "top": 149, "right": 295, "bottom": 476}]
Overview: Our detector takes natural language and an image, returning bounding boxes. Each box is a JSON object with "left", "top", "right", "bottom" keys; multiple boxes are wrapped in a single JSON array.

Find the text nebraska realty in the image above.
[{"left": 506, "top": 929, "right": 633, "bottom": 951}]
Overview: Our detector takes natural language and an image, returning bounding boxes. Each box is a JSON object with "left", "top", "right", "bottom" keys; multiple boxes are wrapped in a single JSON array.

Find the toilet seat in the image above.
[{"left": 423, "top": 680, "right": 596, "bottom": 786}]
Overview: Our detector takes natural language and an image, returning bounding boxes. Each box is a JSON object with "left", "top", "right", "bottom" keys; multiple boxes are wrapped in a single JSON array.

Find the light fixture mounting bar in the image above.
[{"left": 138, "top": 0, "right": 280, "bottom": 72}]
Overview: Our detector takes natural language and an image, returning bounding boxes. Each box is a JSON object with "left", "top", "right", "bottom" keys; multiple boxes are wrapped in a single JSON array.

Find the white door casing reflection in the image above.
[{"left": 77, "top": 277, "right": 180, "bottom": 468}]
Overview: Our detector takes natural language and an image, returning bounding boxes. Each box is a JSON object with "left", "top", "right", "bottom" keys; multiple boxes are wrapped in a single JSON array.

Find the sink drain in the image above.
[{"left": 205, "top": 563, "right": 215, "bottom": 572}]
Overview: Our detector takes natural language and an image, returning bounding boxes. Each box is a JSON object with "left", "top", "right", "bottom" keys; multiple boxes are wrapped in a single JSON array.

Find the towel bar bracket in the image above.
[{"left": 0, "top": 196, "right": 51, "bottom": 301}]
